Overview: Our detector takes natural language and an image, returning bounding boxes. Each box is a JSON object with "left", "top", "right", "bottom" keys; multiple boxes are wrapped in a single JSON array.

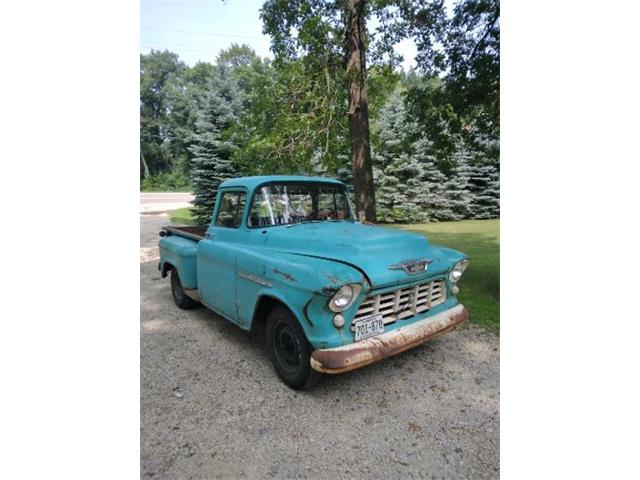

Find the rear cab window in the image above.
[{"left": 215, "top": 191, "right": 247, "bottom": 228}]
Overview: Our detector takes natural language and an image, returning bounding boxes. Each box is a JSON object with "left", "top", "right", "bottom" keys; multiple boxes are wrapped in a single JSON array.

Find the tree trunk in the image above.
[
  {"left": 140, "top": 152, "right": 150, "bottom": 179},
  {"left": 345, "top": 0, "right": 376, "bottom": 222}
]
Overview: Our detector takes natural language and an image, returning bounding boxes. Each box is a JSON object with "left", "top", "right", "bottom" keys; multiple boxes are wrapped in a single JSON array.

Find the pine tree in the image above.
[
  {"left": 444, "top": 149, "right": 474, "bottom": 220},
  {"left": 412, "top": 138, "right": 453, "bottom": 221},
  {"left": 189, "top": 67, "right": 240, "bottom": 224},
  {"left": 373, "top": 92, "right": 429, "bottom": 223},
  {"left": 379, "top": 153, "right": 429, "bottom": 222},
  {"left": 467, "top": 162, "right": 500, "bottom": 219},
  {"left": 336, "top": 154, "right": 356, "bottom": 204}
]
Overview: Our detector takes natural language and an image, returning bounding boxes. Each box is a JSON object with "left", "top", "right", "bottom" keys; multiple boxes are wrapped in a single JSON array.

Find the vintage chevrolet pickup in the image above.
[{"left": 158, "top": 175, "right": 469, "bottom": 389}]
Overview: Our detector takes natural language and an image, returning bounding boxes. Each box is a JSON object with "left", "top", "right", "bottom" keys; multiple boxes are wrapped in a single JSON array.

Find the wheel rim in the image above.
[{"left": 274, "top": 322, "right": 301, "bottom": 374}]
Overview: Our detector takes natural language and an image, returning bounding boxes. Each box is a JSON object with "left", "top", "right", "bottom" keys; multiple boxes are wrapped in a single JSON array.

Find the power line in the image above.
[
  {"left": 142, "top": 40, "right": 221, "bottom": 49},
  {"left": 141, "top": 45, "right": 219, "bottom": 54},
  {"left": 141, "top": 26, "right": 262, "bottom": 40},
  {"left": 142, "top": 1, "right": 261, "bottom": 6}
]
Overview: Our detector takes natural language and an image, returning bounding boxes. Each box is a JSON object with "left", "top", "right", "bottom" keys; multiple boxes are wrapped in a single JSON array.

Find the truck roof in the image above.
[{"left": 219, "top": 175, "right": 344, "bottom": 190}]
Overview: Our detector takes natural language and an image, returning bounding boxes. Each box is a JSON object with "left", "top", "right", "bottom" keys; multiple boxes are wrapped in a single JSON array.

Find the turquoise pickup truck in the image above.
[{"left": 159, "top": 175, "right": 469, "bottom": 389}]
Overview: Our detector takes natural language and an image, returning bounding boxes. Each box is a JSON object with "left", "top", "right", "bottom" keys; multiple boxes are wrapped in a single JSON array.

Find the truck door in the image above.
[{"left": 197, "top": 189, "right": 247, "bottom": 324}]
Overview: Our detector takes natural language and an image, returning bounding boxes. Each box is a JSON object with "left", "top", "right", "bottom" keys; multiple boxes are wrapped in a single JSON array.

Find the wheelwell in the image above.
[
  {"left": 251, "top": 295, "right": 290, "bottom": 334},
  {"left": 161, "top": 262, "right": 174, "bottom": 278}
]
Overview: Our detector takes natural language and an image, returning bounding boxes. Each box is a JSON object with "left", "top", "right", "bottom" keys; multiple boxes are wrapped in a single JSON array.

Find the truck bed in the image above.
[{"left": 161, "top": 225, "right": 206, "bottom": 242}]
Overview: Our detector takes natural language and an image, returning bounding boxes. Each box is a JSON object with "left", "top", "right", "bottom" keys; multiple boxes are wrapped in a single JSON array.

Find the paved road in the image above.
[
  {"left": 140, "top": 213, "right": 499, "bottom": 479},
  {"left": 141, "top": 192, "right": 194, "bottom": 204},
  {"left": 140, "top": 192, "right": 194, "bottom": 213}
]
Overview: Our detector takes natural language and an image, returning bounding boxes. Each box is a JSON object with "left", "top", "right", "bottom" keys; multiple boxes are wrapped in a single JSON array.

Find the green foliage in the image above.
[
  {"left": 139, "top": 1, "right": 501, "bottom": 224},
  {"left": 413, "top": 138, "right": 455, "bottom": 221},
  {"left": 139, "top": 45, "right": 265, "bottom": 188},
  {"left": 140, "top": 50, "right": 187, "bottom": 178},
  {"left": 376, "top": 153, "right": 429, "bottom": 223},
  {"left": 467, "top": 162, "right": 500, "bottom": 219},
  {"left": 374, "top": 92, "right": 426, "bottom": 223},
  {"left": 443, "top": 153, "right": 474, "bottom": 220},
  {"left": 372, "top": 91, "right": 499, "bottom": 223},
  {"left": 444, "top": 0, "right": 500, "bottom": 142},
  {"left": 260, "top": 1, "right": 345, "bottom": 67},
  {"left": 230, "top": 59, "right": 348, "bottom": 176},
  {"left": 140, "top": 171, "right": 191, "bottom": 192},
  {"left": 403, "top": 0, "right": 500, "bottom": 160},
  {"left": 189, "top": 66, "right": 242, "bottom": 225}
]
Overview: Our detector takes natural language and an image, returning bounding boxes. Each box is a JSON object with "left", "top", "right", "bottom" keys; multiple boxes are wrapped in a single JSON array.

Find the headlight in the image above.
[
  {"left": 449, "top": 259, "right": 469, "bottom": 283},
  {"left": 328, "top": 284, "right": 361, "bottom": 312}
]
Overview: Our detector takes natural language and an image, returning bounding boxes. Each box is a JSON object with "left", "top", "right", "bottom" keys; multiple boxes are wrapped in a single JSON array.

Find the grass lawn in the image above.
[
  {"left": 170, "top": 207, "right": 197, "bottom": 225},
  {"left": 391, "top": 219, "right": 499, "bottom": 334},
  {"left": 170, "top": 208, "right": 499, "bottom": 334}
]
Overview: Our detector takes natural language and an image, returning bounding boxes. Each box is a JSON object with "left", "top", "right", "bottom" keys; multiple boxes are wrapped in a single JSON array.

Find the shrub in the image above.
[{"left": 140, "top": 171, "right": 191, "bottom": 192}]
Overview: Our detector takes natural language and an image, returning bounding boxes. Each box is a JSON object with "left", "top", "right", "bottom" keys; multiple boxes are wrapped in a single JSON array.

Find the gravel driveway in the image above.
[{"left": 140, "top": 213, "right": 499, "bottom": 479}]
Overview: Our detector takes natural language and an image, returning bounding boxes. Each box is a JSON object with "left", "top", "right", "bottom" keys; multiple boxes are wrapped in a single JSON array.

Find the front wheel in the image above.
[
  {"left": 266, "top": 306, "right": 320, "bottom": 390},
  {"left": 170, "top": 269, "right": 199, "bottom": 310}
]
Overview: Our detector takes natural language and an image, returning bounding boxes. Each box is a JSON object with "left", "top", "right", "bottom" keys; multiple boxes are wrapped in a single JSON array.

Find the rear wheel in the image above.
[
  {"left": 170, "top": 269, "right": 199, "bottom": 310},
  {"left": 266, "top": 306, "right": 320, "bottom": 390}
]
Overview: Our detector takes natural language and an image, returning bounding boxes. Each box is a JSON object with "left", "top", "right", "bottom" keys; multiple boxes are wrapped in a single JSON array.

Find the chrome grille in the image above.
[{"left": 351, "top": 279, "right": 446, "bottom": 330}]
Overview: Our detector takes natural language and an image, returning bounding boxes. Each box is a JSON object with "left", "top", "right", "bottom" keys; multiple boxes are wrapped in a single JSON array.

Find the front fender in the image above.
[{"left": 236, "top": 250, "right": 368, "bottom": 348}]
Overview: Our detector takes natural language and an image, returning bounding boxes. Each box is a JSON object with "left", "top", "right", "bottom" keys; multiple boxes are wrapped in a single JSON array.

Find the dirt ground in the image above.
[{"left": 140, "top": 213, "right": 499, "bottom": 479}]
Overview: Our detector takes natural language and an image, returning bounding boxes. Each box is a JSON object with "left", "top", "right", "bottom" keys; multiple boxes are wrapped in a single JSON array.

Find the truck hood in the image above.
[{"left": 263, "top": 222, "right": 463, "bottom": 288}]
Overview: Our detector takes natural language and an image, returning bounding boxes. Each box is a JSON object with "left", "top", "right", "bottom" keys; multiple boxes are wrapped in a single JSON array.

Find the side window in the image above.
[
  {"left": 215, "top": 191, "right": 246, "bottom": 228},
  {"left": 318, "top": 190, "right": 346, "bottom": 220}
]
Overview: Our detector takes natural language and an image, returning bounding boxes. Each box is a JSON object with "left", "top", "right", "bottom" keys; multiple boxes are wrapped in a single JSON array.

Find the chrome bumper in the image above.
[{"left": 310, "top": 304, "right": 468, "bottom": 374}]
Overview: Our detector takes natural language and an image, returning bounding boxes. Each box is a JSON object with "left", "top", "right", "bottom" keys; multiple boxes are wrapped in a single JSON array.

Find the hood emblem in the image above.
[{"left": 389, "top": 258, "right": 433, "bottom": 275}]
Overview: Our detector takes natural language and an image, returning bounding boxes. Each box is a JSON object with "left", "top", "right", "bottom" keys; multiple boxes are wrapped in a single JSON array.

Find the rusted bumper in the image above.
[{"left": 310, "top": 304, "right": 468, "bottom": 374}]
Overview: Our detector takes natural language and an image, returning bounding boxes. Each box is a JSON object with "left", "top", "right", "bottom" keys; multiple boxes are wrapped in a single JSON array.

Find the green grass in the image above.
[
  {"left": 169, "top": 209, "right": 499, "bottom": 333},
  {"left": 390, "top": 219, "right": 500, "bottom": 334},
  {"left": 170, "top": 207, "right": 197, "bottom": 225}
]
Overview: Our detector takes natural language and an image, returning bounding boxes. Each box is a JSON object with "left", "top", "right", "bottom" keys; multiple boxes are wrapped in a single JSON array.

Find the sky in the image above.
[{"left": 140, "top": 0, "right": 420, "bottom": 70}]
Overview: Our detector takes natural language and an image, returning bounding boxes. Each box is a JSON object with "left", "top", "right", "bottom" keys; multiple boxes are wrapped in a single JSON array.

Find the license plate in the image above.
[{"left": 353, "top": 314, "right": 384, "bottom": 342}]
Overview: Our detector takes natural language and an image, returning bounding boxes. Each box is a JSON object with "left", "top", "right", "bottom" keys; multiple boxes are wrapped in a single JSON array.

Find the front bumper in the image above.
[{"left": 310, "top": 304, "right": 468, "bottom": 374}]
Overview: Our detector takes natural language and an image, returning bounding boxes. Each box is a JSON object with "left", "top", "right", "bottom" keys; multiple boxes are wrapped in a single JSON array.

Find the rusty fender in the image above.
[{"left": 310, "top": 304, "right": 468, "bottom": 374}]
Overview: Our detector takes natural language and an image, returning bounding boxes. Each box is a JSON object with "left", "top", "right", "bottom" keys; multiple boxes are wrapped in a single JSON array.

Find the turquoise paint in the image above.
[
  {"left": 159, "top": 176, "right": 468, "bottom": 349},
  {"left": 158, "top": 235, "right": 198, "bottom": 289},
  {"left": 220, "top": 175, "right": 342, "bottom": 191}
]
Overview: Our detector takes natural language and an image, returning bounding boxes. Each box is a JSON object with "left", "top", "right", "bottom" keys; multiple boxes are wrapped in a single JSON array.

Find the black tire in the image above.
[
  {"left": 170, "top": 269, "right": 199, "bottom": 310},
  {"left": 266, "top": 306, "right": 320, "bottom": 390}
]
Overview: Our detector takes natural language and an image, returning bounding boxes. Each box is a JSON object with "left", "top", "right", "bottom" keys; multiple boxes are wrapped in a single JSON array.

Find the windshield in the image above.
[{"left": 248, "top": 182, "right": 355, "bottom": 228}]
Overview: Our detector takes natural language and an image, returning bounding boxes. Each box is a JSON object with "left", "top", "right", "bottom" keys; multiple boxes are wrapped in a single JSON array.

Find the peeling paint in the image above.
[
  {"left": 322, "top": 287, "right": 338, "bottom": 296},
  {"left": 273, "top": 268, "right": 297, "bottom": 282}
]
